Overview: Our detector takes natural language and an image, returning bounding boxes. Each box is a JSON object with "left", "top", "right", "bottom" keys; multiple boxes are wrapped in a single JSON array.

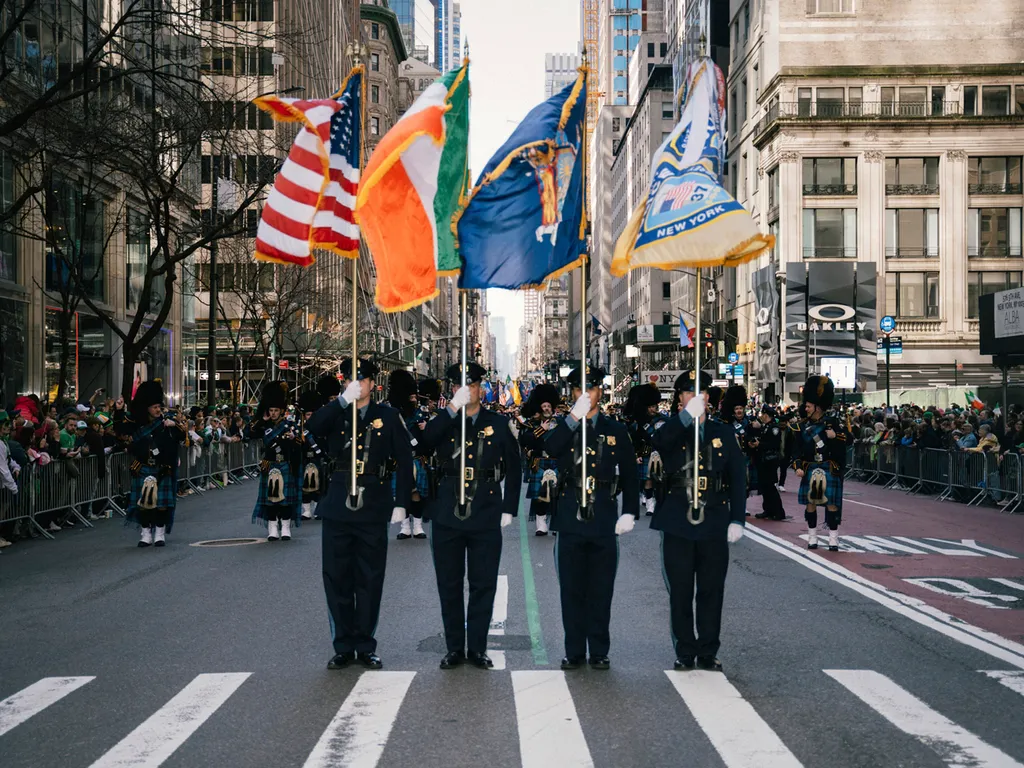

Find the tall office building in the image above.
[
  {"left": 433, "top": 0, "right": 461, "bottom": 73},
  {"left": 392, "top": 0, "right": 435, "bottom": 64},
  {"left": 545, "top": 53, "right": 582, "bottom": 98},
  {"left": 596, "top": 0, "right": 664, "bottom": 108}
]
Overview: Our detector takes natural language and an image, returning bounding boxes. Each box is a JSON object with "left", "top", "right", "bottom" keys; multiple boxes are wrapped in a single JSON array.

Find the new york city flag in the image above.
[{"left": 455, "top": 72, "right": 587, "bottom": 289}]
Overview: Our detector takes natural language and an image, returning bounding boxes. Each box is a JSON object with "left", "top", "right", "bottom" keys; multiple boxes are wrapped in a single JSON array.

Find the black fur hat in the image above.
[
  {"left": 388, "top": 369, "right": 419, "bottom": 417},
  {"left": 130, "top": 380, "right": 164, "bottom": 421},
  {"left": 802, "top": 375, "right": 835, "bottom": 411},
  {"left": 316, "top": 373, "right": 341, "bottom": 401},
  {"left": 298, "top": 390, "right": 323, "bottom": 414},
  {"left": 258, "top": 380, "right": 289, "bottom": 416},
  {"left": 722, "top": 385, "right": 748, "bottom": 415},
  {"left": 417, "top": 377, "right": 442, "bottom": 402},
  {"left": 521, "top": 383, "right": 562, "bottom": 419},
  {"left": 627, "top": 383, "right": 662, "bottom": 421}
]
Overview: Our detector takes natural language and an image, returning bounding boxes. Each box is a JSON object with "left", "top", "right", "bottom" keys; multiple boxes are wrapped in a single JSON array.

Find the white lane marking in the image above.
[
  {"left": 744, "top": 524, "right": 1024, "bottom": 669},
  {"left": 862, "top": 535, "right": 930, "bottom": 555},
  {"left": 903, "top": 577, "right": 1018, "bottom": 609},
  {"left": 846, "top": 499, "right": 893, "bottom": 512},
  {"left": 490, "top": 651, "right": 507, "bottom": 670},
  {"left": 490, "top": 574, "right": 508, "bottom": 634},
  {"left": 952, "top": 540, "right": 1019, "bottom": 559},
  {"left": 664, "top": 671, "right": 804, "bottom": 768},
  {"left": 0, "top": 677, "right": 94, "bottom": 737},
  {"left": 825, "top": 670, "right": 1023, "bottom": 768},
  {"left": 89, "top": 673, "right": 250, "bottom": 767},
  {"left": 303, "top": 671, "right": 414, "bottom": 768},
  {"left": 981, "top": 670, "right": 1024, "bottom": 698},
  {"left": 842, "top": 535, "right": 905, "bottom": 554},
  {"left": 893, "top": 537, "right": 984, "bottom": 557},
  {"left": 991, "top": 578, "right": 1024, "bottom": 593},
  {"left": 512, "top": 671, "right": 593, "bottom": 768}
]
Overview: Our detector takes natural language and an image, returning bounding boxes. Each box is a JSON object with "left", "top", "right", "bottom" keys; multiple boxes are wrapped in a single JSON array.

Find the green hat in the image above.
[{"left": 0, "top": 411, "right": 9, "bottom": 423}]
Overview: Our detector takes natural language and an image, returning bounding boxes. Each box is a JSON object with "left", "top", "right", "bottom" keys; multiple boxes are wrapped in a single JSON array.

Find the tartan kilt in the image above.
[
  {"left": 126, "top": 465, "right": 177, "bottom": 529},
  {"left": 526, "top": 457, "right": 558, "bottom": 499},
  {"left": 797, "top": 462, "right": 844, "bottom": 509},
  {"left": 392, "top": 457, "right": 431, "bottom": 499},
  {"left": 637, "top": 458, "right": 649, "bottom": 484},
  {"left": 253, "top": 461, "right": 300, "bottom": 524},
  {"left": 302, "top": 459, "right": 325, "bottom": 503}
]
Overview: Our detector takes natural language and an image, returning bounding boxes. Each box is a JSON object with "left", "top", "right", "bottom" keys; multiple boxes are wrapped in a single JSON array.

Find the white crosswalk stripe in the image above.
[
  {"left": 512, "top": 670, "right": 594, "bottom": 768},
  {"left": 0, "top": 677, "right": 94, "bottom": 737},
  {"left": 88, "top": 673, "right": 251, "bottom": 768},
  {"left": 980, "top": 669, "right": 1024, "bottom": 698},
  {"left": 825, "top": 669, "right": 1024, "bottom": 768},
  {"left": 302, "top": 671, "right": 415, "bottom": 768},
  {"left": 489, "top": 574, "right": 509, "bottom": 670},
  {"left": 665, "top": 670, "right": 804, "bottom": 768}
]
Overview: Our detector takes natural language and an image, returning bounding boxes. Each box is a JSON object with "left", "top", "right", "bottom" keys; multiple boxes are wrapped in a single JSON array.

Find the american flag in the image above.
[
  {"left": 657, "top": 181, "right": 700, "bottom": 213},
  {"left": 253, "top": 72, "right": 362, "bottom": 267}
]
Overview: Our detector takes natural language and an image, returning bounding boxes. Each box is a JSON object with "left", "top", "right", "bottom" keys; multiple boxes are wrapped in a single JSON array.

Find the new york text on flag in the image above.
[{"left": 253, "top": 69, "right": 362, "bottom": 267}]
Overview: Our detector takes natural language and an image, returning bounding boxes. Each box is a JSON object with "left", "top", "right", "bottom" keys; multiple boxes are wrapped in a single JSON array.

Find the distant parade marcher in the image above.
[
  {"left": 307, "top": 358, "right": 413, "bottom": 670},
  {"left": 307, "top": 374, "right": 343, "bottom": 520},
  {"left": 120, "top": 379, "right": 187, "bottom": 548},
  {"left": 722, "top": 385, "right": 754, "bottom": 500},
  {"left": 793, "top": 375, "right": 851, "bottom": 551},
  {"left": 299, "top": 389, "right": 326, "bottom": 521},
  {"left": 750, "top": 404, "right": 786, "bottom": 520},
  {"left": 248, "top": 381, "right": 303, "bottom": 541},
  {"left": 420, "top": 362, "right": 522, "bottom": 670},
  {"left": 624, "top": 383, "right": 665, "bottom": 516},
  {"left": 519, "top": 383, "right": 563, "bottom": 536},
  {"left": 651, "top": 372, "right": 747, "bottom": 672},
  {"left": 544, "top": 367, "right": 638, "bottom": 670},
  {"left": 387, "top": 370, "right": 429, "bottom": 540}
]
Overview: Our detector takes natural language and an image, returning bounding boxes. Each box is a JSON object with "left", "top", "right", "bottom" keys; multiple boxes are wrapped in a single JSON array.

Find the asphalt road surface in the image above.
[{"left": 2, "top": 477, "right": 1024, "bottom": 768}]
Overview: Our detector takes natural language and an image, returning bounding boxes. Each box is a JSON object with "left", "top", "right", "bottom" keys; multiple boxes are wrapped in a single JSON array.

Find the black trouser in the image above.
[
  {"left": 555, "top": 533, "right": 618, "bottom": 659},
  {"left": 661, "top": 533, "right": 730, "bottom": 658},
  {"left": 263, "top": 506, "right": 293, "bottom": 522},
  {"left": 137, "top": 508, "right": 171, "bottom": 528},
  {"left": 322, "top": 519, "right": 389, "bottom": 655},
  {"left": 409, "top": 498, "right": 424, "bottom": 520},
  {"left": 431, "top": 523, "right": 502, "bottom": 654},
  {"left": 757, "top": 461, "right": 784, "bottom": 518},
  {"left": 778, "top": 462, "right": 789, "bottom": 487},
  {"left": 530, "top": 499, "right": 551, "bottom": 519}
]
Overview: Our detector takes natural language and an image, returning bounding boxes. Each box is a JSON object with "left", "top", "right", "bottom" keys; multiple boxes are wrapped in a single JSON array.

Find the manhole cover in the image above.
[{"left": 191, "top": 538, "right": 264, "bottom": 547}]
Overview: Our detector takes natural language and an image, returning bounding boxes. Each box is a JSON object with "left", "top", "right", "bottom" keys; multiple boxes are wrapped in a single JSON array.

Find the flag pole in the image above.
[
  {"left": 690, "top": 267, "right": 702, "bottom": 521},
  {"left": 349, "top": 54, "right": 367, "bottom": 497},
  {"left": 459, "top": 289, "right": 468, "bottom": 506},
  {"left": 580, "top": 48, "right": 590, "bottom": 512}
]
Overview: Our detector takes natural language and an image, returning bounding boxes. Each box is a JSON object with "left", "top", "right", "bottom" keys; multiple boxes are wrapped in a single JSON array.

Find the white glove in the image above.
[
  {"left": 450, "top": 386, "right": 472, "bottom": 412},
  {"left": 339, "top": 379, "right": 362, "bottom": 407},
  {"left": 390, "top": 507, "right": 407, "bottom": 524},
  {"left": 684, "top": 395, "right": 706, "bottom": 420},
  {"left": 500, "top": 513, "right": 514, "bottom": 528},
  {"left": 727, "top": 523, "right": 744, "bottom": 543},
  {"left": 570, "top": 392, "right": 591, "bottom": 421},
  {"left": 614, "top": 513, "right": 635, "bottom": 535}
]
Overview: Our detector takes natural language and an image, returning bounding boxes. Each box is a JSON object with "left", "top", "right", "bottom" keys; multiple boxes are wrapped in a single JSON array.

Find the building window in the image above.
[
  {"left": 370, "top": 53, "right": 380, "bottom": 72},
  {"left": 648, "top": 42, "right": 655, "bottom": 57},
  {"left": 371, "top": 84, "right": 380, "bottom": 103},
  {"left": 982, "top": 86, "right": 1011, "bottom": 116},
  {"left": 1017, "top": 85, "right": 1024, "bottom": 116},
  {"left": 370, "top": 116, "right": 380, "bottom": 136},
  {"left": 848, "top": 86, "right": 863, "bottom": 116},
  {"left": 885, "top": 209, "right": 939, "bottom": 258},
  {"left": 767, "top": 166, "right": 780, "bottom": 219},
  {"left": 802, "top": 208, "right": 857, "bottom": 258},
  {"left": 660, "top": 42, "right": 667, "bottom": 57},
  {"left": 0, "top": 150, "right": 15, "bottom": 282},
  {"left": 730, "top": 92, "right": 737, "bottom": 132},
  {"left": 897, "top": 86, "right": 927, "bottom": 117},
  {"left": 370, "top": 22, "right": 379, "bottom": 40},
  {"left": 967, "top": 272, "right": 1022, "bottom": 318},
  {"left": 126, "top": 208, "right": 150, "bottom": 310},
  {"left": 662, "top": 103, "right": 673, "bottom": 120},
  {"left": 968, "top": 156, "right": 1022, "bottom": 195},
  {"left": 885, "top": 272, "right": 939, "bottom": 319},
  {"left": 931, "top": 86, "right": 946, "bottom": 116},
  {"left": 964, "top": 86, "right": 978, "bottom": 116},
  {"left": 662, "top": 312, "right": 672, "bottom": 326},
  {"left": 885, "top": 157, "right": 939, "bottom": 195},
  {"left": 816, "top": 87, "right": 845, "bottom": 117},
  {"left": 662, "top": 281, "right": 671, "bottom": 300},
  {"left": 740, "top": 78, "right": 747, "bottom": 123},
  {"left": 44, "top": 178, "right": 105, "bottom": 301},
  {"left": 969, "top": 208, "right": 1022, "bottom": 258},
  {"left": 802, "top": 157, "right": 856, "bottom": 195},
  {"left": 797, "top": 87, "right": 812, "bottom": 117},
  {"left": 807, "top": 0, "right": 854, "bottom": 12}
]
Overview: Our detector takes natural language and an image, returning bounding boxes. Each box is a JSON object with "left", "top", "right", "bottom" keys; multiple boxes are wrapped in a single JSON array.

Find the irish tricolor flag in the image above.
[{"left": 356, "top": 62, "right": 470, "bottom": 312}]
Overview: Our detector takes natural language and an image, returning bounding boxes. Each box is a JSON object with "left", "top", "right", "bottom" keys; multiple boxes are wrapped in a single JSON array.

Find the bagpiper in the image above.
[
  {"left": 299, "top": 388, "right": 327, "bottom": 521},
  {"left": 519, "top": 383, "right": 562, "bottom": 536},
  {"left": 793, "top": 375, "right": 851, "bottom": 551},
  {"left": 650, "top": 371, "right": 747, "bottom": 672},
  {"left": 248, "top": 381, "right": 303, "bottom": 541},
  {"left": 544, "top": 366, "right": 638, "bottom": 670},
  {"left": 120, "top": 379, "right": 187, "bottom": 548},
  {"left": 419, "top": 362, "right": 523, "bottom": 670},
  {"left": 750, "top": 404, "right": 786, "bottom": 520},
  {"left": 624, "top": 382, "right": 664, "bottom": 516},
  {"left": 306, "top": 358, "right": 413, "bottom": 670},
  {"left": 387, "top": 369, "right": 429, "bottom": 540}
]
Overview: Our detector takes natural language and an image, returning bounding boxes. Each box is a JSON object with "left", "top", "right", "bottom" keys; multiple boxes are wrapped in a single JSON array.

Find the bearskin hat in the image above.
[
  {"left": 298, "top": 390, "right": 323, "bottom": 414},
  {"left": 388, "top": 369, "right": 419, "bottom": 417},
  {"left": 802, "top": 375, "right": 835, "bottom": 411},
  {"left": 130, "top": 379, "right": 164, "bottom": 421},
  {"left": 258, "top": 380, "right": 289, "bottom": 416},
  {"left": 418, "top": 377, "right": 442, "bottom": 402},
  {"left": 626, "top": 383, "right": 662, "bottom": 421},
  {"left": 521, "top": 383, "right": 562, "bottom": 419},
  {"left": 707, "top": 386, "right": 724, "bottom": 412},
  {"left": 316, "top": 373, "right": 341, "bottom": 401},
  {"left": 722, "top": 385, "right": 748, "bottom": 416}
]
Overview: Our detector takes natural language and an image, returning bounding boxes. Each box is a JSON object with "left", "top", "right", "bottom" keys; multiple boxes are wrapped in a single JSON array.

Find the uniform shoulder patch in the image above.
[{"left": 772, "top": 427, "right": 779, "bottom": 435}]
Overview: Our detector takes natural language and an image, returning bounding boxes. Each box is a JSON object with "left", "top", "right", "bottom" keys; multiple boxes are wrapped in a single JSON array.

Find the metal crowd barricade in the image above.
[
  {"left": 1000, "top": 452, "right": 1023, "bottom": 513},
  {"left": 895, "top": 446, "right": 923, "bottom": 493},
  {"left": 105, "top": 452, "right": 130, "bottom": 517},
  {"left": 876, "top": 444, "right": 898, "bottom": 488},
  {"left": 0, "top": 463, "right": 36, "bottom": 534},
  {"left": 918, "top": 448, "right": 952, "bottom": 499}
]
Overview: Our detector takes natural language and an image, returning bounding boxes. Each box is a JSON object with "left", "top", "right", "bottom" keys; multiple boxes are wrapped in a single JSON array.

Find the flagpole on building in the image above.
[{"left": 580, "top": 47, "right": 590, "bottom": 512}]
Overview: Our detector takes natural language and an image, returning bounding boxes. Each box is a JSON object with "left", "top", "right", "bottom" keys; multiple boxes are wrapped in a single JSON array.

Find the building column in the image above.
[{"left": 943, "top": 149, "right": 969, "bottom": 336}]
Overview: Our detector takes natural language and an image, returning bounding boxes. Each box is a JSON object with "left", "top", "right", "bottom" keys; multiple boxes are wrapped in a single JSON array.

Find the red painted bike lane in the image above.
[{"left": 748, "top": 481, "right": 1024, "bottom": 644}]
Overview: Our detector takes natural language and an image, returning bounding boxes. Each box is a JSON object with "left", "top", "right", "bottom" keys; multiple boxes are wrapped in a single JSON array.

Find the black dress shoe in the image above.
[
  {"left": 467, "top": 651, "right": 494, "bottom": 669},
  {"left": 396, "top": 532, "right": 411, "bottom": 540},
  {"left": 589, "top": 656, "right": 610, "bottom": 670},
  {"left": 674, "top": 656, "right": 696, "bottom": 671},
  {"left": 697, "top": 655, "right": 723, "bottom": 671},
  {"left": 561, "top": 656, "right": 585, "bottom": 670},
  {"left": 327, "top": 652, "right": 356, "bottom": 670},
  {"left": 440, "top": 650, "right": 465, "bottom": 669},
  {"left": 358, "top": 652, "right": 383, "bottom": 669},
  {"left": 535, "top": 530, "right": 548, "bottom": 536},
  {"left": 413, "top": 532, "right": 427, "bottom": 539}
]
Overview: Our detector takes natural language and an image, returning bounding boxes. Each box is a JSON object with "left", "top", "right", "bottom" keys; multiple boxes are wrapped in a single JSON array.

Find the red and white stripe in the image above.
[{"left": 254, "top": 98, "right": 360, "bottom": 267}]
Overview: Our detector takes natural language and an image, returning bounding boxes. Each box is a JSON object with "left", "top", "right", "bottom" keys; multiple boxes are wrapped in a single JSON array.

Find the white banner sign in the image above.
[
  {"left": 643, "top": 370, "right": 683, "bottom": 389},
  {"left": 994, "top": 288, "right": 1024, "bottom": 338},
  {"left": 637, "top": 325, "right": 655, "bottom": 343}
]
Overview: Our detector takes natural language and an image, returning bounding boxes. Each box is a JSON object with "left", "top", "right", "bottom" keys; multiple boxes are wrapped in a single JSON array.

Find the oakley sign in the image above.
[{"left": 797, "top": 303, "right": 867, "bottom": 332}]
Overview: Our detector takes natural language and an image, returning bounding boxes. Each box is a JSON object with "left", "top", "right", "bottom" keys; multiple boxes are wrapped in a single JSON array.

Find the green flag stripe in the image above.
[{"left": 434, "top": 64, "right": 470, "bottom": 275}]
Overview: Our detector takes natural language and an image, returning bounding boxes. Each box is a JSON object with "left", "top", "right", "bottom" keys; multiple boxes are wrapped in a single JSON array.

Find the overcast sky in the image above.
[{"left": 459, "top": 0, "right": 581, "bottom": 369}]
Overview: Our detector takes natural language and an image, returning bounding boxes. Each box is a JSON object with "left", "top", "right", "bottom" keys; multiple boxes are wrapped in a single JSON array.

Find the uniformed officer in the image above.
[
  {"left": 750, "top": 404, "right": 786, "bottom": 520},
  {"left": 544, "top": 367, "right": 638, "bottom": 670},
  {"left": 519, "top": 383, "right": 562, "bottom": 536},
  {"left": 420, "top": 362, "right": 523, "bottom": 670},
  {"left": 651, "top": 371, "right": 747, "bottom": 672},
  {"left": 793, "top": 375, "right": 850, "bottom": 551},
  {"left": 387, "top": 370, "right": 430, "bottom": 540},
  {"left": 306, "top": 358, "right": 413, "bottom": 670}
]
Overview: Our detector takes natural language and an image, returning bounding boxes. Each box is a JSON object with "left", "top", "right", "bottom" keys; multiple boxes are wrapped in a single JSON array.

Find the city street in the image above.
[{"left": 2, "top": 479, "right": 1024, "bottom": 768}]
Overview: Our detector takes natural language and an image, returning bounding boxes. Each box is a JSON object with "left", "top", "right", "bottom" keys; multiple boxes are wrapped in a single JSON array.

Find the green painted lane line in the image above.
[{"left": 518, "top": 497, "right": 549, "bottom": 666}]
